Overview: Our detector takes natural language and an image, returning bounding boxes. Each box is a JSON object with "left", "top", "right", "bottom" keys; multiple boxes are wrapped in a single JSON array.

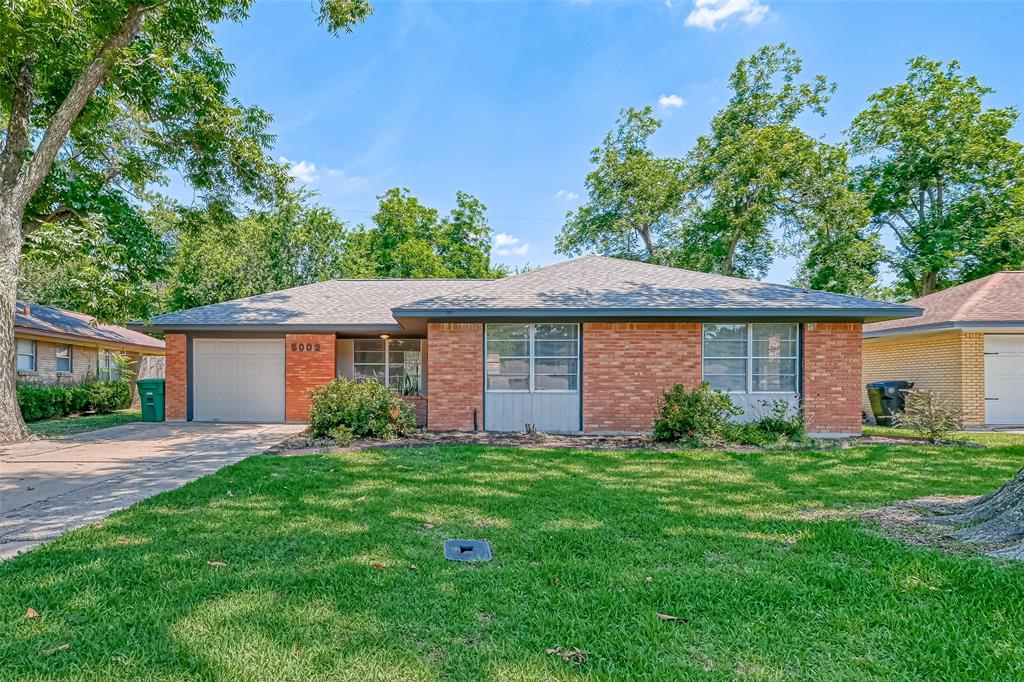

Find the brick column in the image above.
[
  {"left": 959, "top": 332, "right": 985, "bottom": 427},
  {"left": 165, "top": 333, "right": 187, "bottom": 421},
  {"left": 426, "top": 323, "right": 482, "bottom": 431},
  {"left": 582, "top": 322, "right": 702, "bottom": 433},
  {"left": 803, "top": 322, "right": 862, "bottom": 437},
  {"left": 285, "top": 333, "right": 336, "bottom": 422}
]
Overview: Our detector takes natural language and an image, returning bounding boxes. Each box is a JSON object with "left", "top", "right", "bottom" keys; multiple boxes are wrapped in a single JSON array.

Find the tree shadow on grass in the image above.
[{"left": 2, "top": 444, "right": 1024, "bottom": 680}]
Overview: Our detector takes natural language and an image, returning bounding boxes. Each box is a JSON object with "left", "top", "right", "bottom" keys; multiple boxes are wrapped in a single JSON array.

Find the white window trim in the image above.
[
  {"left": 485, "top": 323, "right": 580, "bottom": 394},
  {"left": 702, "top": 323, "right": 800, "bottom": 394},
  {"left": 352, "top": 339, "right": 423, "bottom": 394},
  {"left": 56, "top": 344, "right": 73, "bottom": 374},
  {"left": 17, "top": 339, "right": 36, "bottom": 373}
]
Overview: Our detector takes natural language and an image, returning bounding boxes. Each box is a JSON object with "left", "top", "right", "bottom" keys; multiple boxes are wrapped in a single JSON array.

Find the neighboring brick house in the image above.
[
  {"left": 863, "top": 271, "right": 1024, "bottom": 427},
  {"left": 15, "top": 301, "right": 165, "bottom": 392},
  {"left": 134, "top": 256, "right": 919, "bottom": 437}
]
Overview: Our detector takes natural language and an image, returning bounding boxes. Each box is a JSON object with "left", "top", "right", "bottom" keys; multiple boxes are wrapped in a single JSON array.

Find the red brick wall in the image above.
[
  {"left": 582, "top": 322, "right": 702, "bottom": 432},
  {"left": 165, "top": 333, "right": 187, "bottom": 421},
  {"left": 285, "top": 333, "right": 336, "bottom": 422},
  {"left": 426, "top": 323, "right": 482, "bottom": 431},
  {"left": 402, "top": 395, "right": 428, "bottom": 428},
  {"left": 802, "top": 322, "right": 863, "bottom": 436}
]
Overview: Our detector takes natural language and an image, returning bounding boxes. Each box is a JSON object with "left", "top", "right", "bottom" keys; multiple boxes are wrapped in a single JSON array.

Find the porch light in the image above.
[{"left": 380, "top": 334, "right": 390, "bottom": 340}]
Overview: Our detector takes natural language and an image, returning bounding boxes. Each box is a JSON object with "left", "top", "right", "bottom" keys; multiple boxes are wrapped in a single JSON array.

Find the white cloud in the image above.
[
  {"left": 324, "top": 167, "right": 370, "bottom": 194},
  {"left": 684, "top": 0, "right": 769, "bottom": 31},
  {"left": 279, "top": 156, "right": 319, "bottom": 184},
  {"left": 493, "top": 232, "right": 530, "bottom": 257},
  {"left": 658, "top": 94, "right": 686, "bottom": 109},
  {"left": 555, "top": 189, "right": 580, "bottom": 201}
]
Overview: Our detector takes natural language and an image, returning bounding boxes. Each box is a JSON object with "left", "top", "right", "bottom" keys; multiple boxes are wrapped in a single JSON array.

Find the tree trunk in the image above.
[
  {"left": 0, "top": 206, "right": 29, "bottom": 441},
  {"left": 920, "top": 271, "right": 939, "bottom": 296},
  {"left": 637, "top": 225, "right": 656, "bottom": 262},
  {"left": 923, "top": 468, "right": 1024, "bottom": 559}
]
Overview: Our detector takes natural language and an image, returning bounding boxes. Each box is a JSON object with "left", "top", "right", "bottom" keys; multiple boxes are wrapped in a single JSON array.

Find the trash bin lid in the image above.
[{"left": 866, "top": 380, "right": 914, "bottom": 389}]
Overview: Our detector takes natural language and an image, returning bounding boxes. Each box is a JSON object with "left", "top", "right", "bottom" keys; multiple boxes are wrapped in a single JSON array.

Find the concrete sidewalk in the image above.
[{"left": 0, "top": 422, "right": 303, "bottom": 560}]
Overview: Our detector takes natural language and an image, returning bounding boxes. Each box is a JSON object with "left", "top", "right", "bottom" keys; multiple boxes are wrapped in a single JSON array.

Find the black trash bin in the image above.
[{"left": 866, "top": 380, "right": 914, "bottom": 426}]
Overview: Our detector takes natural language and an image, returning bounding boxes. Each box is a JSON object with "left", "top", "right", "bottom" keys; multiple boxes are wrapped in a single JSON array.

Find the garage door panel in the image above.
[
  {"left": 193, "top": 339, "right": 284, "bottom": 422},
  {"left": 985, "top": 335, "right": 1024, "bottom": 426}
]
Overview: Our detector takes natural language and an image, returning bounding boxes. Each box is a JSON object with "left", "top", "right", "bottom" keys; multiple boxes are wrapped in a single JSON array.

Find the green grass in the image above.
[
  {"left": 863, "top": 424, "right": 1024, "bottom": 447},
  {"left": 3, "top": 444, "right": 1024, "bottom": 680},
  {"left": 27, "top": 409, "right": 141, "bottom": 438}
]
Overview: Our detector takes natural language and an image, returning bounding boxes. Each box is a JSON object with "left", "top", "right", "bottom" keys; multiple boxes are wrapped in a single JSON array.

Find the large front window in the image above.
[
  {"left": 17, "top": 339, "right": 35, "bottom": 372},
  {"left": 702, "top": 323, "right": 798, "bottom": 393},
  {"left": 353, "top": 339, "right": 423, "bottom": 394},
  {"left": 486, "top": 323, "right": 579, "bottom": 392},
  {"left": 98, "top": 350, "right": 122, "bottom": 381}
]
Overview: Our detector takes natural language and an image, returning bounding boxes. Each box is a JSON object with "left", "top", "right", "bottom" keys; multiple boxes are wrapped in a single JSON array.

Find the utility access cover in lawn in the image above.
[{"left": 443, "top": 539, "right": 492, "bottom": 561}]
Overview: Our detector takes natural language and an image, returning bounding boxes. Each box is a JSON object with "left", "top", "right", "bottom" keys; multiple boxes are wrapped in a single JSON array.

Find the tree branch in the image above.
[
  {"left": 12, "top": 4, "right": 149, "bottom": 218},
  {"left": 0, "top": 55, "right": 37, "bottom": 194}
]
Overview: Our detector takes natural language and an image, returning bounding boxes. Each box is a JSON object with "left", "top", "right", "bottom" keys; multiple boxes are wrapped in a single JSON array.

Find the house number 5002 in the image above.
[{"left": 291, "top": 343, "right": 321, "bottom": 352}]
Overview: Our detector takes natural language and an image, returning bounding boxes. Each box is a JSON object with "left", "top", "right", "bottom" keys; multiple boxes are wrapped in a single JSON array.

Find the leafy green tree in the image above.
[
  {"left": 0, "top": 0, "right": 371, "bottom": 440},
  {"left": 556, "top": 106, "right": 686, "bottom": 262},
  {"left": 679, "top": 43, "right": 864, "bottom": 279},
  {"left": 847, "top": 57, "right": 1024, "bottom": 297},
  {"left": 364, "top": 187, "right": 505, "bottom": 278},
  {"left": 162, "top": 191, "right": 354, "bottom": 311}
]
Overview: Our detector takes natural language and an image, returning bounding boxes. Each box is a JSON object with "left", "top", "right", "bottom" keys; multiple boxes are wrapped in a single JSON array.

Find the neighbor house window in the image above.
[
  {"left": 486, "top": 323, "right": 579, "bottom": 392},
  {"left": 56, "top": 344, "right": 73, "bottom": 373},
  {"left": 16, "top": 339, "right": 36, "bottom": 372},
  {"left": 98, "top": 350, "right": 122, "bottom": 381},
  {"left": 702, "top": 323, "right": 798, "bottom": 393},
  {"left": 353, "top": 339, "right": 423, "bottom": 394}
]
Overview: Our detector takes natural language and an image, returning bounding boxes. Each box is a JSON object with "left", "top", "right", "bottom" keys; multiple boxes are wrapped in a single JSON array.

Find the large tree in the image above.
[
  {"left": 556, "top": 106, "right": 686, "bottom": 263},
  {"left": 0, "top": 0, "right": 372, "bottom": 441},
  {"left": 678, "top": 43, "right": 865, "bottom": 279},
  {"left": 847, "top": 57, "right": 1024, "bottom": 297}
]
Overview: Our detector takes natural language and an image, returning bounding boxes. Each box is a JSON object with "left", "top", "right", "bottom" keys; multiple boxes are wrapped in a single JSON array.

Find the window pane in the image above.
[
  {"left": 703, "top": 358, "right": 746, "bottom": 376},
  {"left": 752, "top": 373, "right": 798, "bottom": 393},
  {"left": 703, "top": 324, "right": 747, "bottom": 357},
  {"left": 486, "top": 339, "right": 529, "bottom": 357},
  {"left": 534, "top": 340, "right": 576, "bottom": 357},
  {"left": 353, "top": 365, "right": 385, "bottom": 383},
  {"left": 752, "top": 323, "right": 798, "bottom": 358},
  {"left": 17, "top": 354, "right": 34, "bottom": 372},
  {"left": 487, "top": 357, "right": 530, "bottom": 375},
  {"left": 17, "top": 339, "right": 34, "bottom": 355},
  {"left": 487, "top": 323, "right": 529, "bottom": 340},
  {"left": 389, "top": 349, "right": 421, "bottom": 365},
  {"left": 487, "top": 374, "right": 529, "bottom": 390},
  {"left": 534, "top": 357, "right": 578, "bottom": 375},
  {"left": 753, "top": 358, "right": 797, "bottom": 376},
  {"left": 534, "top": 323, "right": 576, "bottom": 341},
  {"left": 704, "top": 374, "right": 747, "bottom": 391},
  {"left": 353, "top": 350, "right": 385, "bottom": 364},
  {"left": 535, "top": 374, "right": 577, "bottom": 391},
  {"left": 56, "top": 345, "right": 71, "bottom": 373}
]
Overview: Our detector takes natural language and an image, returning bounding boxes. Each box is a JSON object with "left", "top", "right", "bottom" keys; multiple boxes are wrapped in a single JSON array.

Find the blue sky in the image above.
[{"left": 208, "top": 0, "right": 1024, "bottom": 283}]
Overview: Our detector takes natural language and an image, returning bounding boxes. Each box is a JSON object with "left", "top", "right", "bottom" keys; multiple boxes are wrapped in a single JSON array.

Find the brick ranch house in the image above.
[
  {"left": 863, "top": 271, "right": 1024, "bottom": 428},
  {"left": 134, "top": 256, "right": 919, "bottom": 438},
  {"left": 16, "top": 301, "right": 165, "bottom": 390}
]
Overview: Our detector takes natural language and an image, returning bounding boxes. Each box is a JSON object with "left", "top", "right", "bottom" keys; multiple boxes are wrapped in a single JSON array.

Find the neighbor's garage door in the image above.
[
  {"left": 985, "top": 335, "right": 1024, "bottom": 426},
  {"left": 193, "top": 339, "right": 285, "bottom": 422}
]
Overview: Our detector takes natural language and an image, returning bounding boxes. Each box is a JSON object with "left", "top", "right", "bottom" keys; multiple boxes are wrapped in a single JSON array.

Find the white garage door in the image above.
[
  {"left": 985, "top": 335, "right": 1024, "bottom": 426},
  {"left": 193, "top": 339, "right": 285, "bottom": 422}
]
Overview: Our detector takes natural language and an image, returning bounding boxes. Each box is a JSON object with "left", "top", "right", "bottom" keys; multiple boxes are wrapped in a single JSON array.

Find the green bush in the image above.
[
  {"left": 84, "top": 380, "right": 132, "bottom": 413},
  {"left": 653, "top": 382, "right": 743, "bottom": 445},
  {"left": 308, "top": 378, "right": 415, "bottom": 440},
  {"left": 17, "top": 380, "right": 131, "bottom": 422},
  {"left": 743, "top": 399, "right": 805, "bottom": 443}
]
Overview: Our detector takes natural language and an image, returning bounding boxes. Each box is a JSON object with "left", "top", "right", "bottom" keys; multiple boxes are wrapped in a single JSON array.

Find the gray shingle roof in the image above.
[
  {"left": 393, "top": 256, "right": 921, "bottom": 321},
  {"left": 137, "top": 256, "right": 920, "bottom": 331},
  {"left": 141, "top": 279, "right": 491, "bottom": 330},
  {"left": 16, "top": 301, "right": 164, "bottom": 351}
]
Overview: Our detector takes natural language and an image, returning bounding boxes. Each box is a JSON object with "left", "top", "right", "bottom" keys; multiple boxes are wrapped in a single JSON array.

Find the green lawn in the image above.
[
  {"left": 27, "top": 409, "right": 141, "bottom": 438},
  {"left": 863, "top": 424, "right": 1024, "bottom": 447},
  {"left": 3, "top": 444, "right": 1024, "bottom": 680}
]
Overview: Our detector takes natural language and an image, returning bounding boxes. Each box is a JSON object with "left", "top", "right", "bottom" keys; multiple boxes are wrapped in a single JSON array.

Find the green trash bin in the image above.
[{"left": 137, "top": 378, "right": 166, "bottom": 422}]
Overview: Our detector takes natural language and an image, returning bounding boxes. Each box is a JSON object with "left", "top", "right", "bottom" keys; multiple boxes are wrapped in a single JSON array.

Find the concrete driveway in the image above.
[{"left": 0, "top": 422, "right": 304, "bottom": 560}]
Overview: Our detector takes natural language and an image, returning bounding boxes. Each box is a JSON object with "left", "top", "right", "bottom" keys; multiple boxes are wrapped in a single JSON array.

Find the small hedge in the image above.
[
  {"left": 308, "top": 378, "right": 415, "bottom": 440},
  {"left": 653, "top": 382, "right": 805, "bottom": 447},
  {"left": 17, "top": 380, "right": 133, "bottom": 423}
]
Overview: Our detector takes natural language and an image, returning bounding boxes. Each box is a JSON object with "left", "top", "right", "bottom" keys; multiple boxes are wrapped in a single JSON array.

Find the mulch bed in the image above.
[{"left": 265, "top": 429, "right": 953, "bottom": 456}]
